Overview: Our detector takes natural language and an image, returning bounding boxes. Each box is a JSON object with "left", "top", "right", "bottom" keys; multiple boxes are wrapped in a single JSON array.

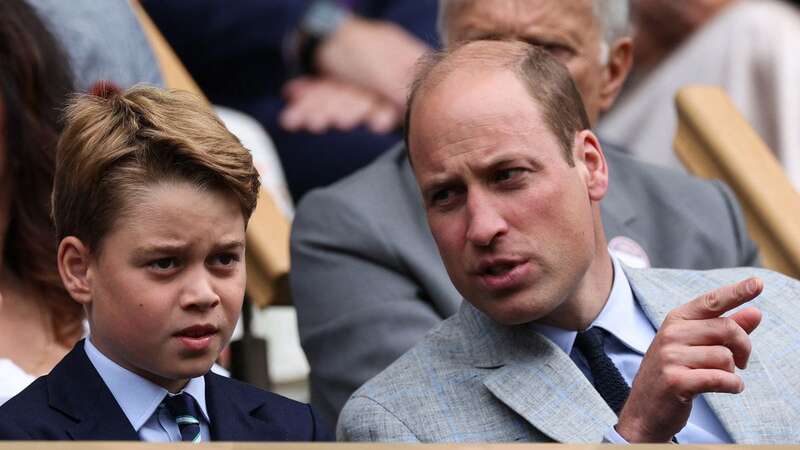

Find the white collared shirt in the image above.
[
  {"left": 532, "top": 256, "right": 732, "bottom": 443},
  {"left": 84, "top": 338, "right": 211, "bottom": 442}
]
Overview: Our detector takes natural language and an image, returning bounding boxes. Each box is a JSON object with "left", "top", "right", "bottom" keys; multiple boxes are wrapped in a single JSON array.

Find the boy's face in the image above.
[{"left": 85, "top": 181, "right": 246, "bottom": 392}]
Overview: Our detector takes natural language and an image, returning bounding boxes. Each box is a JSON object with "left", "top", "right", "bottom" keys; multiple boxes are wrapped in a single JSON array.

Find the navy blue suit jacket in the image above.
[{"left": 0, "top": 340, "right": 332, "bottom": 441}]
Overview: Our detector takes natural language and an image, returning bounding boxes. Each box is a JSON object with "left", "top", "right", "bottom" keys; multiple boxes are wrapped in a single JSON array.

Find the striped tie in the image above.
[{"left": 163, "top": 393, "right": 202, "bottom": 443}]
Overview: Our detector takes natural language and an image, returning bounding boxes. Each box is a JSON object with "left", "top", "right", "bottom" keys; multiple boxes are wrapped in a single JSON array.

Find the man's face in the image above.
[
  {"left": 85, "top": 181, "right": 245, "bottom": 392},
  {"left": 446, "top": 0, "right": 609, "bottom": 124},
  {"left": 410, "top": 68, "right": 605, "bottom": 326}
]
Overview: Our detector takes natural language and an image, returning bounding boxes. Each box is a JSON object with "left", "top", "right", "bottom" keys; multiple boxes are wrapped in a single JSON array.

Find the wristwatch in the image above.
[{"left": 284, "top": 0, "right": 352, "bottom": 75}]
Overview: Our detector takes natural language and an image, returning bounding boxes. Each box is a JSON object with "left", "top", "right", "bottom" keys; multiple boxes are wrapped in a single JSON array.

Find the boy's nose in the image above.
[{"left": 180, "top": 271, "right": 221, "bottom": 310}]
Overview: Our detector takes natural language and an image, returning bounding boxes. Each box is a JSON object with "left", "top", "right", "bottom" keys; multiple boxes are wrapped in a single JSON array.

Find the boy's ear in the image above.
[{"left": 57, "top": 236, "right": 93, "bottom": 305}]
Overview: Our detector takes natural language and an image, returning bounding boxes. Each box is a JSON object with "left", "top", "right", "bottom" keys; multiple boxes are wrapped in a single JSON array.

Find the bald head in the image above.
[{"left": 405, "top": 40, "right": 591, "bottom": 163}]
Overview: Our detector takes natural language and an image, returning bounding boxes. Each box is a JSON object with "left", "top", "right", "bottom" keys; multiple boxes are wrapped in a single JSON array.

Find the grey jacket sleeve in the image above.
[
  {"left": 337, "top": 396, "right": 419, "bottom": 442},
  {"left": 290, "top": 188, "right": 443, "bottom": 426}
]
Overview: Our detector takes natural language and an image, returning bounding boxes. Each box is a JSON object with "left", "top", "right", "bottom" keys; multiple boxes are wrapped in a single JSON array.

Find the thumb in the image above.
[{"left": 729, "top": 306, "right": 762, "bottom": 335}]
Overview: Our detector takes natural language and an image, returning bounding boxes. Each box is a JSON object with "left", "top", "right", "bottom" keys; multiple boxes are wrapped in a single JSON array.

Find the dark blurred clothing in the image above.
[{"left": 143, "top": 0, "right": 439, "bottom": 200}]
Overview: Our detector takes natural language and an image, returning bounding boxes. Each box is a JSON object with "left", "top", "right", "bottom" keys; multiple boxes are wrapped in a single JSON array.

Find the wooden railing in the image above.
[{"left": 674, "top": 85, "right": 800, "bottom": 279}]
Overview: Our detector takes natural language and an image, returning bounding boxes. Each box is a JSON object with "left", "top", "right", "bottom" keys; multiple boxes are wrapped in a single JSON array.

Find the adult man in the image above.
[
  {"left": 338, "top": 40, "right": 798, "bottom": 443},
  {"left": 291, "top": 0, "right": 759, "bottom": 426}
]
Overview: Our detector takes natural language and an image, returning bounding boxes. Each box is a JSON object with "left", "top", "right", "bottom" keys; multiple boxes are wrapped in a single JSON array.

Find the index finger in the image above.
[{"left": 673, "top": 277, "right": 763, "bottom": 320}]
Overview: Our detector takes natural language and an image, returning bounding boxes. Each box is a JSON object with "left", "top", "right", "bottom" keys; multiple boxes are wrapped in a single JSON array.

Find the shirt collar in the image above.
[
  {"left": 84, "top": 337, "right": 210, "bottom": 431},
  {"left": 592, "top": 256, "right": 654, "bottom": 355},
  {"left": 530, "top": 256, "right": 654, "bottom": 356}
]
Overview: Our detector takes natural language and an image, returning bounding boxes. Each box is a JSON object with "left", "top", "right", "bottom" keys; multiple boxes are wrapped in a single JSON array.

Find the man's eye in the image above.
[
  {"left": 431, "top": 189, "right": 458, "bottom": 207},
  {"left": 537, "top": 43, "right": 573, "bottom": 62},
  {"left": 149, "top": 258, "right": 176, "bottom": 271},
  {"left": 494, "top": 168, "right": 526, "bottom": 183}
]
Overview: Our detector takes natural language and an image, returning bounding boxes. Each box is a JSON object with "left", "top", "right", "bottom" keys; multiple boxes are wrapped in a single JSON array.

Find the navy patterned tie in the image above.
[
  {"left": 574, "top": 327, "right": 631, "bottom": 415},
  {"left": 163, "top": 393, "right": 202, "bottom": 442}
]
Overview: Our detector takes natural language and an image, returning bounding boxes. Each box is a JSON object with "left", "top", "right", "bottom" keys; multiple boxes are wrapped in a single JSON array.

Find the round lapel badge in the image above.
[{"left": 608, "top": 236, "right": 651, "bottom": 268}]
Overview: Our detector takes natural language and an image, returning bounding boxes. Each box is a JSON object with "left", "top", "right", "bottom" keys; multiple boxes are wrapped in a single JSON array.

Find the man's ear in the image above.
[
  {"left": 57, "top": 236, "right": 94, "bottom": 305},
  {"left": 574, "top": 130, "right": 609, "bottom": 202},
  {"left": 598, "top": 37, "right": 633, "bottom": 114}
]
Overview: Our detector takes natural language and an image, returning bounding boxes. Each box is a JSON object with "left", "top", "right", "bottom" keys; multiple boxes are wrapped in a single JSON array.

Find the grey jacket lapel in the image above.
[
  {"left": 626, "top": 267, "right": 798, "bottom": 443},
  {"left": 460, "top": 304, "right": 616, "bottom": 442}
]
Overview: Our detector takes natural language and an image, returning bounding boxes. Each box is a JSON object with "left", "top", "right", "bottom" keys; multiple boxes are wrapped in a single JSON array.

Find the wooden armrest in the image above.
[{"left": 674, "top": 85, "right": 800, "bottom": 278}]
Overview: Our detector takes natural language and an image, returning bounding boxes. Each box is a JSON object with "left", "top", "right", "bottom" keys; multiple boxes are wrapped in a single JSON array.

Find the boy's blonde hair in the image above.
[{"left": 52, "top": 84, "right": 261, "bottom": 251}]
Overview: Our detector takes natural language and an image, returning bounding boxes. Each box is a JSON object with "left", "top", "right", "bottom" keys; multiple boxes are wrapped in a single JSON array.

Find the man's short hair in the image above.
[
  {"left": 437, "top": 0, "right": 631, "bottom": 52},
  {"left": 52, "top": 85, "right": 261, "bottom": 251},
  {"left": 404, "top": 40, "right": 591, "bottom": 165}
]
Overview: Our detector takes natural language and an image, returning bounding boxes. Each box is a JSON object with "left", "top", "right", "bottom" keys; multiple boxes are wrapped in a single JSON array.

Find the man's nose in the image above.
[
  {"left": 180, "top": 268, "right": 221, "bottom": 311},
  {"left": 465, "top": 191, "right": 508, "bottom": 247}
]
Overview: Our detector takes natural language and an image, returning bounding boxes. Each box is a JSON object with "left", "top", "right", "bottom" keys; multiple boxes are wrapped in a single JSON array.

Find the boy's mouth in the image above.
[
  {"left": 176, "top": 324, "right": 218, "bottom": 338},
  {"left": 174, "top": 324, "right": 218, "bottom": 351}
]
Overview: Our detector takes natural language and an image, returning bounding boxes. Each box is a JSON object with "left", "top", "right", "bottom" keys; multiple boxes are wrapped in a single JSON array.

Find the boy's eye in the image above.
[
  {"left": 149, "top": 257, "right": 176, "bottom": 271},
  {"left": 210, "top": 253, "right": 239, "bottom": 267}
]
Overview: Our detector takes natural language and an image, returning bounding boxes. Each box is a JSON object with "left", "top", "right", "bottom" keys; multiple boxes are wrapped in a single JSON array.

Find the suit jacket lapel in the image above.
[
  {"left": 205, "top": 373, "right": 288, "bottom": 441},
  {"left": 483, "top": 344, "right": 617, "bottom": 442},
  {"left": 626, "top": 267, "right": 798, "bottom": 443},
  {"left": 47, "top": 340, "right": 138, "bottom": 440},
  {"left": 460, "top": 304, "right": 616, "bottom": 442}
]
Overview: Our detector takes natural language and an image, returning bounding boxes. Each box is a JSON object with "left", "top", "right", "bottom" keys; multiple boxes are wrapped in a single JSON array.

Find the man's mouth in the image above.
[
  {"left": 476, "top": 257, "right": 527, "bottom": 275},
  {"left": 475, "top": 258, "right": 530, "bottom": 291},
  {"left": 484, "top": 263, "right": 516, "bottom": 276}
]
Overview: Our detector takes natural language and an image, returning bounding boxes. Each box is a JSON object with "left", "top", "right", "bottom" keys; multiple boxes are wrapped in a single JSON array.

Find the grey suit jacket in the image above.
[
  {"left": 291, "top": 143, "right": 760, "bottom": 425},
  {"left": 338, "top": 267, "right": 799, "bottom": 443}
]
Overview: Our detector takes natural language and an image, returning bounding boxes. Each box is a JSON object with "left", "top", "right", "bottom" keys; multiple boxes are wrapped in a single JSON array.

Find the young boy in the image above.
[{"left": 0, "top": 85, "right": 332, "bottom": 441}]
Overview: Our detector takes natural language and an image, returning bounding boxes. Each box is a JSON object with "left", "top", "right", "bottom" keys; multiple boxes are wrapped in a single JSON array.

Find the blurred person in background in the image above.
[
  {"left": 143, "top": 0, "right": 439, "bottom": 200},
  {"left": 626, "top": 0, "right": 734, "bottom": 82},
  {"left": 599, "top": 0, "right": 800, "bottom": 185},
  {"left": 26, "top": 0, "right": 162, "bottom": 93},
  {"left": 30, "top": 0, "right": 295, "bottom": 217},
  {"left": 0, "top": 0, "right": 83, "bottom": 405}
]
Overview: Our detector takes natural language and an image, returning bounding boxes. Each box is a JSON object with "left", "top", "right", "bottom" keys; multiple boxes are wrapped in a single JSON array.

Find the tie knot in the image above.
[
  {"left": 163, "top": 392, "right": 200, "bottom": 419},
  {"left": 574, "top": 326, "right": 607, "bottom": 356}
]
